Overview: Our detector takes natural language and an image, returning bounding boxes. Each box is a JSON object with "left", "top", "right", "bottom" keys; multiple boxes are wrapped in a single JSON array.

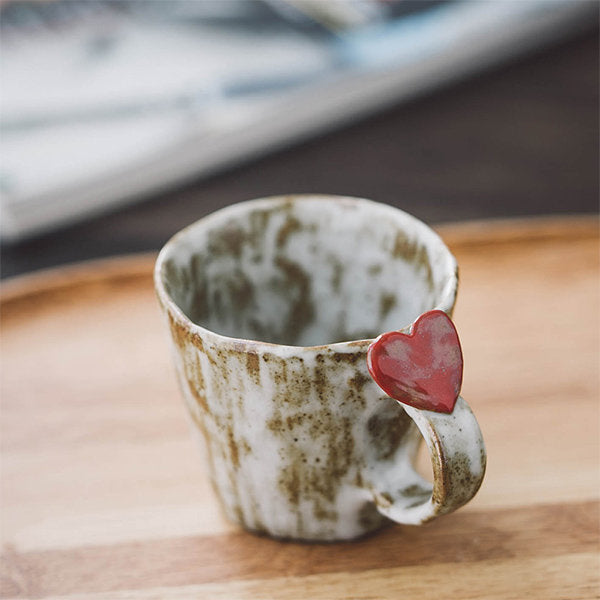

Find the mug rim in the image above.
[{"left": 154, "top": 194, "right": 458, "bottom": 353}]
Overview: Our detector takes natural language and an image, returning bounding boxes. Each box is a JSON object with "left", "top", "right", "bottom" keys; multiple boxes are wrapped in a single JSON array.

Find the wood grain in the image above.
[{"left": 1, "top": 217, "right": 598, "bottom": 599}]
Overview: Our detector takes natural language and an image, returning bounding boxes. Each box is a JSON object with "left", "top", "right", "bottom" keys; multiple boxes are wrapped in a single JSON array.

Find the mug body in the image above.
[{"left": 155, "top": 195, "right": 458, "bottom": 540}]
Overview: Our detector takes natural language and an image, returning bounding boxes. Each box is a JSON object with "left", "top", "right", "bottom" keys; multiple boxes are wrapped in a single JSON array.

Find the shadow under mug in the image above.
[{"left": 155, "top": 195, "right": 485, "bottom": 541}]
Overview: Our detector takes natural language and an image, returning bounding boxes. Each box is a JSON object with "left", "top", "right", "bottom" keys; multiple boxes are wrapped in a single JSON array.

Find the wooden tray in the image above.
[{"left": 2, "top": 217, "right": 598, "bottom": 599}]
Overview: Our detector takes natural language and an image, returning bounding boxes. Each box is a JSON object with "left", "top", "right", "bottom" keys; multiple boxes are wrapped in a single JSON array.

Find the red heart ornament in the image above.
[{"left": 367, "top": 310, "right": 463, "bottom": 413}]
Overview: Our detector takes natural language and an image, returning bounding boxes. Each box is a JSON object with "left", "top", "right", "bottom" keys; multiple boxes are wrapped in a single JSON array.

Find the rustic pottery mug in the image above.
[{"left": 155, "top": 195, "right": 485, "bottom": 541}]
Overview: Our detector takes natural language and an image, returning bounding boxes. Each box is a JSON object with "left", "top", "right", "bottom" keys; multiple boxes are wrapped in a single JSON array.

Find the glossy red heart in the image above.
[{"left": 367, "top": 310, "right": 463, "bottom": 413}]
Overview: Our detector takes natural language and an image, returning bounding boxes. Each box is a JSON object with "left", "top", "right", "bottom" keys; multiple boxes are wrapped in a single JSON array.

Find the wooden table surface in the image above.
[{"left": 1, "top": 217, "right": 598, "bottom": 599}]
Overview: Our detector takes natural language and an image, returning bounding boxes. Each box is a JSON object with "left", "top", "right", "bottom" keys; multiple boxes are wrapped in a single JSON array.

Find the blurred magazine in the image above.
[{"left": 0, "top": 0, "right": 596, "bottom": 241}]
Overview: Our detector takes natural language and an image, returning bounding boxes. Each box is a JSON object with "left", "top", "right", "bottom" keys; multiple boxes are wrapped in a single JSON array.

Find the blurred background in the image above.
[{"left": 0, "top": 0, "right": 598, "bottom": 279}]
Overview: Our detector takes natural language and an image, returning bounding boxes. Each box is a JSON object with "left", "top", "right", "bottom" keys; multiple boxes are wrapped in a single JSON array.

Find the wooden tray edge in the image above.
[{"left": 1, "top": 214, "right": 597, "bottom": 304}]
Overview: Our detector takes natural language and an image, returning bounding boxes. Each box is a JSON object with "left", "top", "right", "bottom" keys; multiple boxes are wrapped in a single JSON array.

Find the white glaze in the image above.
[{"left": 155, "top": 195, "right": 485, "bottom": 540}]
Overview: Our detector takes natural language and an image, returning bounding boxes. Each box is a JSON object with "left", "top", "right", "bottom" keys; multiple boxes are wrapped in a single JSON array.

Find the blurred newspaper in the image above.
[{"left": 0, "top": 0, "right": 596, "bottom": 241}]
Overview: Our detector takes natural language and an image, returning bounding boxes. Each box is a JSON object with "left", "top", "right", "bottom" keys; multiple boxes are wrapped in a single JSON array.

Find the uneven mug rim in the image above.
[{"left": 154, "top": 194, "right": 458, "bottom": 353}]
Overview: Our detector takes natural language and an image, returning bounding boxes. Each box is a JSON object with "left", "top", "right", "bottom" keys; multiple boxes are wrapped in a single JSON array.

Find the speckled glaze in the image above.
[{"left": 155, "top": 195, "right": 485, "bottom": 541}]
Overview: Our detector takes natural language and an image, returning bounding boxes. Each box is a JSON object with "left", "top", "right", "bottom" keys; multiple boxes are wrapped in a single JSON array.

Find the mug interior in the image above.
[{"left": 158, "top": 196, "right": 456, "bottom": 347}]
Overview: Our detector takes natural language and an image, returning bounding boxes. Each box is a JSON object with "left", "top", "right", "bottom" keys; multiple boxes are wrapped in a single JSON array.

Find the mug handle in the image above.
[{"left": 370, "top": 396, "right": 486, "bottom": 525}]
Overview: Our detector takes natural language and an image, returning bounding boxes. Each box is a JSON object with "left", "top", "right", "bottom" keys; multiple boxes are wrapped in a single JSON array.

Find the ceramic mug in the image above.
[{"left": 154, "top": 195, "right": 485, "bottom": 541}]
